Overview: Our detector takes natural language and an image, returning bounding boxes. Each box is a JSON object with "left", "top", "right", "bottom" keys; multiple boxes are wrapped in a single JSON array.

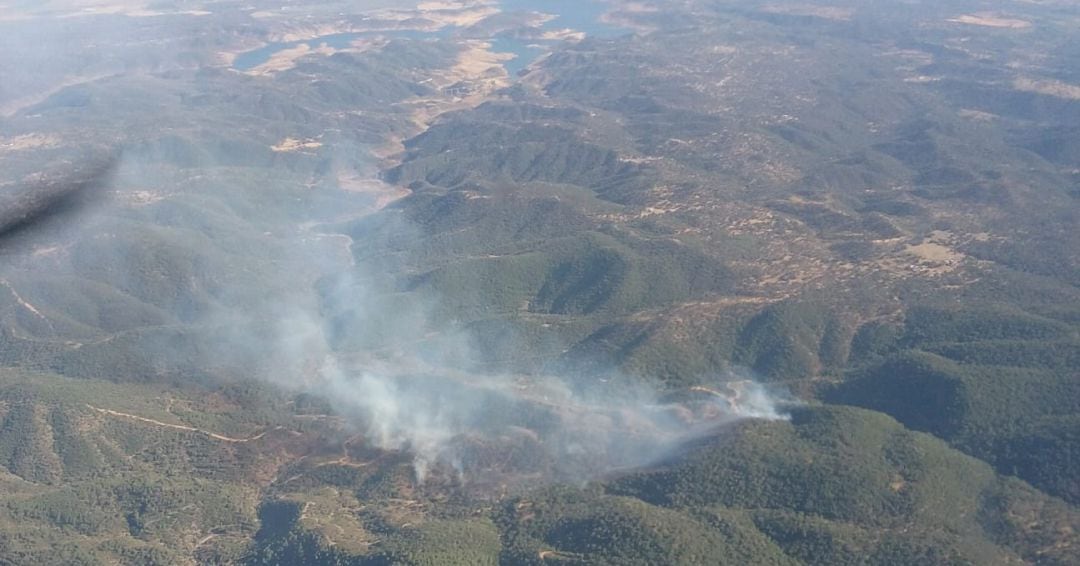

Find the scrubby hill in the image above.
[
  {"left": 1, "top": 0, "right": 1079, "bottom": 563},
  {"left": 240, "top": 406, "right": 1078, "bottom": 565}
]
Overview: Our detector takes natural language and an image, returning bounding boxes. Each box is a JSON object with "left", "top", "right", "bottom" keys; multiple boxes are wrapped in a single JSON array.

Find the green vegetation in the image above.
[
  {"left": 1, "top": 0, "right": 1079, "bottom": 563},
  {"left": 492, "top": 406, "right": 1075, "bottom": 565},
  {"left": 235, "top": 406, "right": 1079, "bottom": 565}
]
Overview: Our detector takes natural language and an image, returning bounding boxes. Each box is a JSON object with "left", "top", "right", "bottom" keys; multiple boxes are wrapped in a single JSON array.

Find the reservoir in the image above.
[
  {"left": 501, "top": 0, "right": 626, "bottom": 39},
  {"left": 494, "top": 0, "right": 630, "bottom": 75},
  {"left": 232, "top": 0, "right": 630, "bottom": 75}
]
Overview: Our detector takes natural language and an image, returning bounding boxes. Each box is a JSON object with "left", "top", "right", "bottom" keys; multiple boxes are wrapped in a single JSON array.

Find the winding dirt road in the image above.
[{"left": 86, "top": 404, "right": 283, "bottom": 443}]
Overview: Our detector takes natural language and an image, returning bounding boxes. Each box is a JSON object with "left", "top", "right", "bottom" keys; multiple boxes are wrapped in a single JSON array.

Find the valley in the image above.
[{"left": 0, "top": 0, "right": 1078, "bottom": 564}]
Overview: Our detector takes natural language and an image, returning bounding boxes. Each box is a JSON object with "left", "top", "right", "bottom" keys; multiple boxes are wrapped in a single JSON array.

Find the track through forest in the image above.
[{"left": 86, "top": 404, "right": 283, "bottom": 443}]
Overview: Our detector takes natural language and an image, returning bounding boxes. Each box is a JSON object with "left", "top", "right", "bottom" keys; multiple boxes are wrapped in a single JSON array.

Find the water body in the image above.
[
  {"left": 501, "top": 0, "right": 626, "bottom": 39},
  {"left": 232, "top": 0, "right": 629, "bottom": 75},
  {"left": 493, "top": 0, "right": 630, "bottom": 75},
  {"left": 489, "top": 37, "right": 546, "bottom": 76}
]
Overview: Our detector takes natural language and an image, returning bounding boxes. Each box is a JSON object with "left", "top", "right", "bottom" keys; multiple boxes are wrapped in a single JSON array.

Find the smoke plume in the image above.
[
  {"left": 246, "top": 228, "right": 791, "bottom": 485},
  {"left": 0, "top": 10, "right": 791, "bottom": 487}
]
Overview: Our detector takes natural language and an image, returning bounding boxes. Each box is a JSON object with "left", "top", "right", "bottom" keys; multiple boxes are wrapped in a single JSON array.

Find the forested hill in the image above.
[{"left": 0, "top": 0, "right": 1077, "bottom": 563}]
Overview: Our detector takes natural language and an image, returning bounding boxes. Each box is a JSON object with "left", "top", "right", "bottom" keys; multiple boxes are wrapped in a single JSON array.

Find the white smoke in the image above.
[
  {"left": 0, "top": 139, "right": 792, "bottom": 488},
  {"left": 0, "top": 25, "right": 790, "bottom": 485},
  {"left": 258, "top": 266, "right": 791, "bottom": 484}
]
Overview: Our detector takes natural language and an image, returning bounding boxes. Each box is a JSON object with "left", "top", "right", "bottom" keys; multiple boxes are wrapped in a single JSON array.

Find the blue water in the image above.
[
  {"left": 233, "top": 0, "right": 629, "bottom": 75},
  {"left": 490, "top": 37, "right": 546, "bottom": 76},
  {"left": 492, "top": 0, "right": 629, "bottom": 75},
  {"left": 500, "top": 0, "right": 626, "bottom": 39}
]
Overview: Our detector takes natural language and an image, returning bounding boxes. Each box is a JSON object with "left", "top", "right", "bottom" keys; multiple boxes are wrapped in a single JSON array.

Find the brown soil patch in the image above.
[
  {"left": 906, "top": 241, "right": 963, "bottom": 264},
  {"left": 948, "top": 13, "right": 1032, "bottom": 29},
  {"left": 385, "top": 40, "right": 511, "bottom": 161},
  {"left": 0, "top": 133, "right": 61, "bottom": 152},
  {"left": 1013, "top": 77, "right": 1080, "bottom": 101},
  {"left": 761, "top": 4, "right": 854, "bottom": 21},
  {"left": 246, "top": 43, "right": 338, "bottom": 75},
  {"left": 876, "top": 230, "right": 967, "bottom": 277},
  {"left": 272, "top": 137, "right": 324, "bottom": 153},
  {"left": 958, "top": 108, "right": 998, "bottom": 121}
]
